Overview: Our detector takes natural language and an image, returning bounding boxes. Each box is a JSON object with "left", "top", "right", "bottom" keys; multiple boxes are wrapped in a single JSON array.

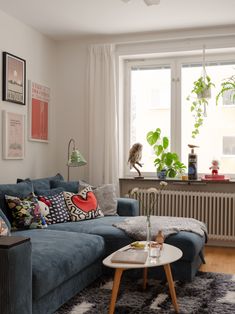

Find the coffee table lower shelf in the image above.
[{"left": 103, "top": 242, "right": 183, "bottom": 314}]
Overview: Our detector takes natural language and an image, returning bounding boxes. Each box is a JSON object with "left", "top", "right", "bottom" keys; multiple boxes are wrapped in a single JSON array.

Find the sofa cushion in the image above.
[
  {"left": 64, "top": 186, "right": 103, "bottom": 221},
  {"left": 0, "top": 216, "right": 10, "bottom": 235},
  {"left": 34, "top": 187, "right": 64, "bottom": 196},
  {"left": 5, "top": 193, "right": 47, "bottom": 230},
  {"left": 48, "top": 216, "right": 133, "bottom": 256},
  {"left": 93, "top": 184, "right": 118, "bottom": 216},
  {"left": 0, "top": 208, "right": 11, "bottom": 229},
  {"left": 165, "top": 231, "right": 205, "bottom": 262},
  {"left": 38, "top": 191, "right": 70, "bottom": 224},
  {"left": 50, "top": 180, "right": 79, "bottom": 193},
  {"left": 17, "top": 173, "right": 64, "bottom": 191},
  {"left": 14, "top": 229, "right": 105, "bottom": 300},
  {"left": 0, "top": 181, "right": 33, "bottom": 222},
  {"left": 48, "top": 216, "right": 205, "bottom": 262}
]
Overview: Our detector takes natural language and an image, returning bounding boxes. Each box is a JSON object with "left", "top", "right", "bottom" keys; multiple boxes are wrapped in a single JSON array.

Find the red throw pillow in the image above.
[{"left": 64, "top": 186, "right": 103, "bottom": 221}]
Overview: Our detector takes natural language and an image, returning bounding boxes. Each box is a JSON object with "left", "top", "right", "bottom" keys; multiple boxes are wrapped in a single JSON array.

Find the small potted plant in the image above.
[
  {"left": 216, "top": 74, "right": 235, "bottom": 105},
  {"left": 187, "top": 75, "right": 215, "bottom": 138},
  {"left": 146, "top": 128, "right": 186, "bottom": 179}
]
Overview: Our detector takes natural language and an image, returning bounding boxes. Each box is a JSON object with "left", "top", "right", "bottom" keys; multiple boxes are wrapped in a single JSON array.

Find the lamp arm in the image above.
[
  {"left": 68, "top": 138, "right": 76, "bottom": 162},
  {"left": 67, "top": 138, "right": 75, "bottom": 181}
]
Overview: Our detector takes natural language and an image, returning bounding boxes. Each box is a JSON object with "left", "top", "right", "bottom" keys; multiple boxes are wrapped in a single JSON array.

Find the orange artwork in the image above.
[{"left": 30, "top": 81, "right": 50, "bottom": 142}]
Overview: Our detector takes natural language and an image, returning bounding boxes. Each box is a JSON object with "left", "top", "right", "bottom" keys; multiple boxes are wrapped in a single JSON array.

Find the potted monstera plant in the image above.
[
  {"left": 146, "top": 128, "right": 186, "bottom": 179},
  {"left": 187, "top": 75, "right": 215, "bottom": 138}
]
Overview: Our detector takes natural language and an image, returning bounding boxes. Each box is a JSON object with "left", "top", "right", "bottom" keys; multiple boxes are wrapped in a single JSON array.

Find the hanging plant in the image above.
[
  {"left": 187, "top": 75, "right": 215, "bottom": 138},
  {"left": 216, "top": 74, "right": 235, "bottom": 105},
  {"left": 186, "top": 46, "right": 215, "bottom": 139}
]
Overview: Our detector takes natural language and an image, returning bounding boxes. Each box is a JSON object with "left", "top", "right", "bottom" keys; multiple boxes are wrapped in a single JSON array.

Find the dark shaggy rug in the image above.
[{"left": 55, "top": 271, "right": 235, "bottom": 314}]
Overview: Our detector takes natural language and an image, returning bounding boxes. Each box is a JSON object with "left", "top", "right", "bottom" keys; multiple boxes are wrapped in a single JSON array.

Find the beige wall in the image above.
[{"left": 0, "top": 9, "right": 58, "bottom": 183}]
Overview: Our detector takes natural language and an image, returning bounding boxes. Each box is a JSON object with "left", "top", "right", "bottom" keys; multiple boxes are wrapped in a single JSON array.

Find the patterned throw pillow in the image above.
[
  {"left": 5, "top": 193, "right": 47, "bottom": 230},
  {"left": 0, "top": 216, "right": 10, "bottom": 236},
  {"left": 38, "top": 191, "right": 70, "bottom": 224},
  {"left": 64, "top": 186, "right": 103, "bottom": 221}
]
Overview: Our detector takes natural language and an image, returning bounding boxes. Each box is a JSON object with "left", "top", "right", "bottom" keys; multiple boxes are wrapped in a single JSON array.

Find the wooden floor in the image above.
[{"left": 200, "top": 246, "right": 235, "bottom": 274}]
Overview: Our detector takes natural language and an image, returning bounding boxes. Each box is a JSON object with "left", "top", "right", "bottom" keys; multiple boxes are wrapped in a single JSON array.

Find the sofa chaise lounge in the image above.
[{"left": 0, "top": 175, "right": 206, "bottom": 314}]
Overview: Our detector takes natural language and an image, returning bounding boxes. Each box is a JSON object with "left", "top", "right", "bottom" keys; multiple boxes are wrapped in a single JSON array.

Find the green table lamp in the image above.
[{"left": 67, "top": 138, "right": 87, "bottom": 181}]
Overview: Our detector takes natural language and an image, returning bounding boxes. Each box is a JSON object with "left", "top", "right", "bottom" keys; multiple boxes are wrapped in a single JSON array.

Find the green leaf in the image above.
[
  {"left": 168, "top": 168, "right": 177, "bottom": 178},
  {"left": 162, "top": 137, "right": 169, "bottom": 149},
  {"left": 147, "top": 132, "right": 157, "bottom": 145},
  {"left": 154, "top": 158, "right": 161, "bottom": 165},
  {"left": 156, "top": 145, "right": 163, "bottom": 156}
]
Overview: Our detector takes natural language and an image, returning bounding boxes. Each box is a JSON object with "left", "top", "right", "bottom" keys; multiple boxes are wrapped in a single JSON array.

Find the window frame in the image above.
[{"left": 122, "top": 52, "right": 235, "bottom": 178}]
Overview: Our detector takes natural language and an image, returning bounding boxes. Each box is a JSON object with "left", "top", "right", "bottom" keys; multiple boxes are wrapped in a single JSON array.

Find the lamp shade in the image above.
[
  {"left": 144, "top": 0, "right": 160, "bottom": 5},
  {"left": 67, "top": 149, "right": 87, "bottom": 167}
]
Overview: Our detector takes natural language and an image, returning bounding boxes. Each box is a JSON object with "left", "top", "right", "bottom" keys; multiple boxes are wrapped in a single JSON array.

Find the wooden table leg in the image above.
[
  {"left": 143, "top": 267, "right": 148, "bottom": 290},
  {"left": 109, "top": 268, "right": 124, "bottom": 314},
  {"left": 163, "top": 264, "right": 179, "bottom": 313}
]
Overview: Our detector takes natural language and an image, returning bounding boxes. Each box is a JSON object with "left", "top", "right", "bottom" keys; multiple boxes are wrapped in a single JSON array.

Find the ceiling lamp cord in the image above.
[{"left": 202, "top": 45, "right": 207, "bottom": 117}]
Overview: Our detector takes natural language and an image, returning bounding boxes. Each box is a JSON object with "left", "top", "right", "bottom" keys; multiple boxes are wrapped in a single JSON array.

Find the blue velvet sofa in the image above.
[{"left": 0, "top": 176, "right": 206, "bottom": 314}]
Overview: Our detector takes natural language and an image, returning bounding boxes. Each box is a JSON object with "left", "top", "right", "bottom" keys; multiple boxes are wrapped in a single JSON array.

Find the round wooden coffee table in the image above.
[{"left": 103, "top": 242, "right": 182, "bottom": 314}]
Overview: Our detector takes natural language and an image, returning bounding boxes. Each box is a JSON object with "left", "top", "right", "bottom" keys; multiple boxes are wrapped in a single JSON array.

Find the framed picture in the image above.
[
  {"left": 2, "top": 52, "right": 26, "bottom": 105},
  {"left": 2, "top": 110, "right": 25, "bottom": 159},
  {"left": 28, "top": 81, "right": 50, "bottom": 142}
]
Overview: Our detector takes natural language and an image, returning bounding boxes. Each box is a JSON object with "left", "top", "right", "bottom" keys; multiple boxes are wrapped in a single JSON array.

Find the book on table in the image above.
[{"left": 111, "top": 250, "right": 148, "bottom": 264}]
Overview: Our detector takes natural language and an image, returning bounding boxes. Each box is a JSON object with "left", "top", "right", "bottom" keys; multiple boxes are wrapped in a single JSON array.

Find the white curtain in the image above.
[{"left": 87, "top": 44, "right": 118, "bottom": 187}]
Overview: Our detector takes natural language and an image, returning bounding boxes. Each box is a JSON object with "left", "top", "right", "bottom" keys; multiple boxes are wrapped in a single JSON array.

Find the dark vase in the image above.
[{"left": 157, "top": 169, "right": 167, "bottom": 179}]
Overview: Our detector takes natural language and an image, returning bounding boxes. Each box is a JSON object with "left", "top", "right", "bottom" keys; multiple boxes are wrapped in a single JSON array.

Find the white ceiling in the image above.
[{"left": 0, "top": 0, "right": 235, "bottom": 40}]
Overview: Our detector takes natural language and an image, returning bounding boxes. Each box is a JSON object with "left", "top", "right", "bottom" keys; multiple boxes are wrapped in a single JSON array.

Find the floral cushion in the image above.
[
  {"left": 64, "top": 186, "right": 103, "bottom": 221},
  {"left": 5, "top": 193, "right": 47, "bottom": 230},
  {"left": 0, "top": 216, "right": 10, "bottom": 236},
  {"left": 38, "top": 191, "right": 70, "bottom": 224}
]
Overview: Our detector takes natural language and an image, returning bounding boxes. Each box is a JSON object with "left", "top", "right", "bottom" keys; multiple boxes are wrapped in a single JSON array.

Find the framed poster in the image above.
[
  {"left": 2, "top": 52, "right": 26, "bottom": 105},
  {"left": 29, "top": 81, "right": 50, "bottom": 143},
  {"left": 2, "top": 110, "right": 25, "bottom": 159}
]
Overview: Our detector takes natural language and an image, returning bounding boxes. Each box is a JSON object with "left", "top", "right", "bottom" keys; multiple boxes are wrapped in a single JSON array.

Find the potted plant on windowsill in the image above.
[
  {"left": 146, "top": 128, "right": 186, "bottom": 179},
  {"left": 186, "top": 75, "right": 215, "bottom": 139},
  {"left": 216, "top": 74, "right": 235, "bottom": 105}
]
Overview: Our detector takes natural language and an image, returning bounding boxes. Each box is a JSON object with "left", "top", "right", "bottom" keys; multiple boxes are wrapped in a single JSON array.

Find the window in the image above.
[
  {"left": 181, "top": 62, "right": 235, "bottom": 174},
  {"left": 129, "top": 64, "right": 171, "bottom": 173},
  {"left": 123, "top": 54, "right": 235, "bottom": 177}
]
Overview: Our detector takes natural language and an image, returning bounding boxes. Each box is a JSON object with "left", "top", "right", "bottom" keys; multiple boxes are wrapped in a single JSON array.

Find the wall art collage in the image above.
[{"left": 2, "top": 51, "right": 50, "bottom": 160}]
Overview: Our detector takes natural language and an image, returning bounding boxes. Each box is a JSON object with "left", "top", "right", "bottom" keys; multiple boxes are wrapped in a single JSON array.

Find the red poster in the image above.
[{"left": 29, "top": 81, "right": 50, "bottom": 142}]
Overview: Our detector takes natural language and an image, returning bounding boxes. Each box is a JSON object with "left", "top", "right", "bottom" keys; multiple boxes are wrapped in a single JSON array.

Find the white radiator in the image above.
[{"left": 129, "top": 188, "right": 235, "bottom": 242}]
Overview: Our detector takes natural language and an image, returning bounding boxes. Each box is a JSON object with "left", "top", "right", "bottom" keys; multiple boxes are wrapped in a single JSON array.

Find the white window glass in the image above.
[
  {"left": 181, "top": 63, "right": 235, "bottom": 174},
  {"left": 130, "top": 66, "right": 171, "bottom": 173},
  {"left": 223, "top": 136, "right": 235, "bottom": 156}
]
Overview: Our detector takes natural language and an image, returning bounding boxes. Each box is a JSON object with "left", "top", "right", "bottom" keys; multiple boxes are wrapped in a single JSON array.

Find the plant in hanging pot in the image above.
[
  {"left": 186, "top": 75, "right": 215, "bottom": 139},
  {"left": 146, "top": 128, "right": 186, "bottom": 178},
  {"left": 216, "top": 74, "right": 235, "bottom": 105}
]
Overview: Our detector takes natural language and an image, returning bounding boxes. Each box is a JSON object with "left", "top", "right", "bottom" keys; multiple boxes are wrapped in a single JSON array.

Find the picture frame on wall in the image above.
[
  {"left": 2, "top": 52, "right": 26, "bottom": 105},
  {"left": 2, "top": 110, "right": 25, "bottom": 160},
  {"left": 28, "top": 80, "right": 50, "bottom": 143}
]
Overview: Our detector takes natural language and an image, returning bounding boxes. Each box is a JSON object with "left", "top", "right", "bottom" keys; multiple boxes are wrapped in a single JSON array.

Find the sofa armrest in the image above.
[
  {"left": 0, "top": 236, "right": 32, "bottom": 314},
  {"left": 117, "top": 198, "right": 139, "bottom": 216}
]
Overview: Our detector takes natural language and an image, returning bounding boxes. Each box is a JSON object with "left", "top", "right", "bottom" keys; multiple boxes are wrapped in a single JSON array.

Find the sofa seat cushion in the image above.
[
  {"left": 48, "top": 217, "right": 205, "bottom": 262},
  {"left": 48, "top": 216, "right": 133, "bottom": 255},
  {"left": 165, "top": 231, "right": 205, "bottom": 262},
  {"left": 14, "top": 229, "right": 105, "bottom": 300}
]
